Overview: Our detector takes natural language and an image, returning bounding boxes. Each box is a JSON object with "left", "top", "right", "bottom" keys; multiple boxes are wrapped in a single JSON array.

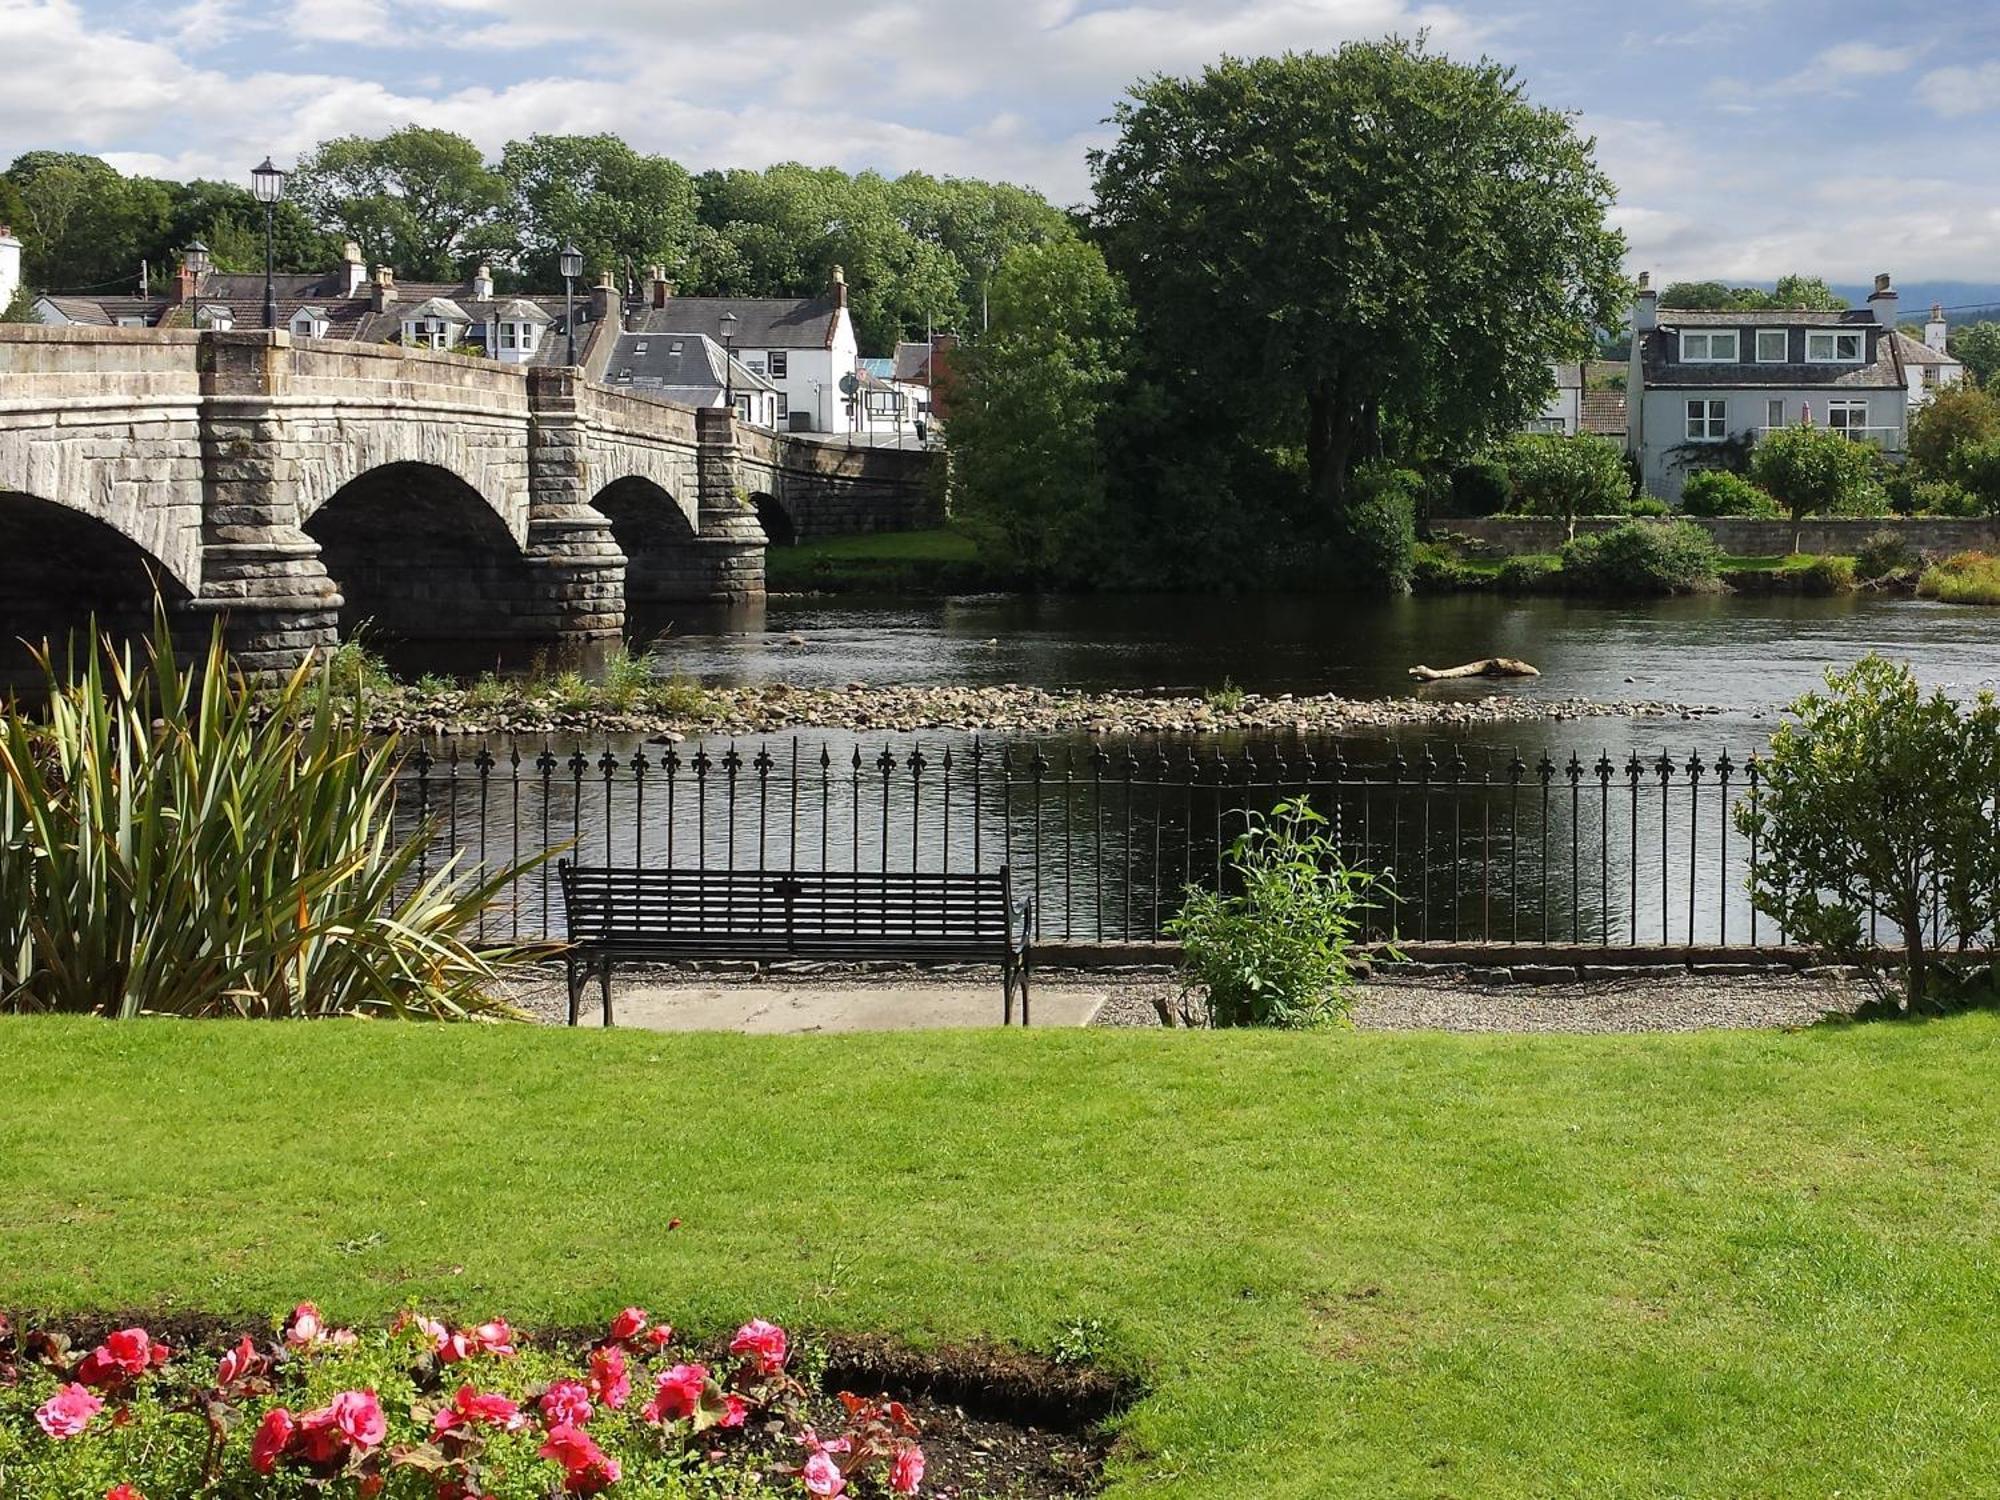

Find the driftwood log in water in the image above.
[{"left": 1407, "top": 658, "right": 1541, "bottom": 682}]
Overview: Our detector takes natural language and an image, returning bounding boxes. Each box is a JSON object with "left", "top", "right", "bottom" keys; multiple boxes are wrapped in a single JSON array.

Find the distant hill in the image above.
[{"left": 1827, "top": 281, "right": 2000, "bottom": 324}]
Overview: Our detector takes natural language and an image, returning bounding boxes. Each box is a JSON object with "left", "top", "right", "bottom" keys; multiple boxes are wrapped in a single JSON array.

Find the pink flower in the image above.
[
  {"left": 802, "top": 1450, "right": 847, "bottom": 1498},
  {"left": 35, "top": 1383, "right": 104, "bottom": 1439},
  {"left": 729, "top": 1318, "right": 788, "bottom": 1375},
  {"left": 539, "top": 1379, "right": 594, "bottom": 1427},
  {"left": 471, "top": 1319, "right": 516, "bottom": 1358},
  {"left": 719, "top": 1393, "right": 748, "bottom": 1428},
  {"left": 586, "top": 1344, "right": 629, "bottom": 1410},
  {"left": 890, "top": 1444, "right": 926, "bottom": 1494},
  {"left": 640, "top": 1362, "right": 707, "bottom": 1424},
  {"left": 646, "top": 1324, "right": 675, "bottom": 1350},
  {"left": 285, "top": 1303, "right": 324, "bottom": 1348},
  {"left": 104, "top": 1486, "right": 146, "bottom": 1500},
  {"left": 78, "top": 1327, "right": 169, "bottom": 1388},
  {"left": 329, "top": 1390, "right": 387, "bottom": 1450},
  {"left": 540, "top": 1423, "right": 622, "bottom": 1494},
  {"left": 215, "top": 1336, "right": 263, "bottom": 1388},
  {"left": 417, "top": 1317, "right": 475, "bottom": 1364},
  {"left": 608, "top": 1307, "right": 648, "bottom": 1342},
  {"left": 433, "top": 1385, "right": 528, "bottom": 1436},
  {"left": 251, "top": 1407, "right": 295, "bottom": 1473}
]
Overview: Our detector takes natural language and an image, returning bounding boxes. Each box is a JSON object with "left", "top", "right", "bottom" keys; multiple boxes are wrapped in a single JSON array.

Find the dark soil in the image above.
[{"left": 7, "top": 1309, "right": 1126, "bottom": 1499}]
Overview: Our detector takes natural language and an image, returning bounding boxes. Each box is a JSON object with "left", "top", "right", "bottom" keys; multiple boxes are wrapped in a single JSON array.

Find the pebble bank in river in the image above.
[{"left": 362, "top": 681, "right": 1722, "bottom": 740}]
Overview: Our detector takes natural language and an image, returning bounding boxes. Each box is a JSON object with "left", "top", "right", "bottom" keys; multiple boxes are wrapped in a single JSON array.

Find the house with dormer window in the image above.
[{"left": 1626, "top": 271, "right": 1963, "bottom": 499}]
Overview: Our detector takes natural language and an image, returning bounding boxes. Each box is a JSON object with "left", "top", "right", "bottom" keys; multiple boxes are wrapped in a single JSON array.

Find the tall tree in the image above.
[
  {"left": 500, "top": 134, "right": 699, "bottom": 289},
  {"left": 290, "top": 126, "right": 508, "bottom": 281},
  {"left": 1089, "top": 41, "right": 1627, "bottom": 507},
  {"left": 1950, "top": 322, "right": 2000, "bottom": 388},
  {"left": 4, "top": 152, "right": 167, "bottom": 292},
  {"left": 1661, "top": 276, "right": 1846, "bottom": 311},
  {"left": 948, "top": 240, "right": 1132, "bottom": 576}
]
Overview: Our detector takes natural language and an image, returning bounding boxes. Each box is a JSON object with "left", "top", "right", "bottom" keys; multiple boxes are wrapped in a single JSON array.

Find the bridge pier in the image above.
[{"left": 523, "top": 369, "right": 627, "bottom": 643}]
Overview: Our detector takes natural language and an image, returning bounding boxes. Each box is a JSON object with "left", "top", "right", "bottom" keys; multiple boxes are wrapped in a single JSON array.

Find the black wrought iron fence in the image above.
[{"left": 393, "top": 733, "right": 1832, "bottom": 949}]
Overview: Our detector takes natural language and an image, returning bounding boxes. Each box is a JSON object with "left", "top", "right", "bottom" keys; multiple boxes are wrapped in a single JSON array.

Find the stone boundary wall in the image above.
[{"left": 1443, "top": 515, "right": 2000, "bottom": 556}]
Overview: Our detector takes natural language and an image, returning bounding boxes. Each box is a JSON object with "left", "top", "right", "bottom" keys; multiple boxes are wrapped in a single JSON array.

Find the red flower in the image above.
[
  {"left": 890, "top": 1444, "right": 927, "bottom": 1494},
  {"left": 646, "top": 1324, "right": 675, "bottom": 1350},
  {"left": 640, "top": 1362, "right": 707, "bottom": 1424},
  {"left": 470, "top": 1320, "right": 516, "bottom": 1358},
  {"left": 719, "top": 1393, "right": 748, "bottom": 1428},
  {"left": 434, "top": 1384, "right": 528, "bottom": 1435},
  {"left": 251, "top": 1407, "right": 295, "bottom": 1473},
  {"left": 215, "top": 1336, "right": 263, "bottom": 1388},
  {"left": 540, "top": 1423, "right": 622, "bottom": 1494},
  {"left": 78, "top": 1327, "right": 168, "bottom": 1389},
  {"left": 104, "top": 1486, "right": 146, "bottom": 1500},
  {"left": 608, "top": 1307, "right": 648, "bottom": 1342},
  {"left": 586, "top": 1344, "right": 629, "bottom": 1410},
  {"left": 35, "top": 1383, "right": 104, "bottom": 1439},
  {"left": 729, "top": 1318, "right": 788, "bottom": 1375},
  {"left": 540, "top": 1379, "right": 594, "bottom": 1427}
]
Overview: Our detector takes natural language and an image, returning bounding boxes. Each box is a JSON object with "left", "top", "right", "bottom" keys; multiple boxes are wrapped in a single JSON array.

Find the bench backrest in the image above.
[{"left": 558, "top": 863, "right": 1014, "bottom": 946}]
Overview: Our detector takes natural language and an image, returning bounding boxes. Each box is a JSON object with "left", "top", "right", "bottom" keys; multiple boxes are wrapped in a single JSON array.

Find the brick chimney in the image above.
[
  {"left": 590, "top": 268, "right": 618, "bottom": 325},
  {"left": 1867, "top": 271, "right": 1898, "bottom": 329},
  {"left": 648, "top": 265, "right": 675, "bottom": 309},
  {"left": 173, "top": 262, "right": 198, "bottom": 306},
  {"left": 342, "top": 241, "right": 366, "bottom": 296},
  {"left": 1926, "top": 302, "right": 1949, "bottom": 352},
  {"left": 1633, "top": 270, "right": 1657, "bottom": 333},
  {"left": 831, "top": 263, "right": 848, "bottom": 311},
  {"left": 471, "top": 263, "right": 494, "bottom": 301},
  {"left": 371, "top": 265, "right": 396, "bottom": 312}
]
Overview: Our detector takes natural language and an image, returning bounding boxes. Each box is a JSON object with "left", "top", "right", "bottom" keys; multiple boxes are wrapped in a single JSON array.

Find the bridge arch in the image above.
[
  {"left": 589, "top": 475, "right": 702, "bottom": 609},
  {"left": 751, "top": 491, "right": 796, "bottom": 548},
  {"left": 0, "top": 489, "right": 194, "bottom": 670},
  {"left": 303, "top": 462, "right": 535, "bottom": 642},
  {"left": 295, "top": 420, "right": 529, "bottom": 549}
]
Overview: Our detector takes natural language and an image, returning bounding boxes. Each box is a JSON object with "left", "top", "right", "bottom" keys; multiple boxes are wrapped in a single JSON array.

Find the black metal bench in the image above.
[{"left": 556, "top": 862, "right": 1036, "bottom": 1027}]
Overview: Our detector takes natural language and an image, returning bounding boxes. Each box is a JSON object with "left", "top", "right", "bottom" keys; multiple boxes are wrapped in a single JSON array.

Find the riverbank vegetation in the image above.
[
  {"left": 1917, "top": 551, "right": 2000, "bottom": 605},
  {"left": 764, "top": 525, "right": 1010, "bottom": 594},
  {"left": 6, "top": 1013, "right": 2000, "bottom": 1495}
]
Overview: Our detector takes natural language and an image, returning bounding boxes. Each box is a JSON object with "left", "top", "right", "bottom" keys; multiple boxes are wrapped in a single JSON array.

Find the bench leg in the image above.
[
  {"left": 1021, "top": 949, "right": 1031, "bottom": 1029},
  {"left": 566, "top": 954, "right": 584, "bottom": 1027},
  {"left": 599, "top": 956, "right": 615, "bottom": 1028},
  {"left": 1002, "top": 953, "right": 1015, "bottom": 1026}
]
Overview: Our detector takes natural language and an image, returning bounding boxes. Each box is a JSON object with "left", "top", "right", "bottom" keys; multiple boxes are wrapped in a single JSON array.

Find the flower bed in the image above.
[{"left": 0, "top": 1307, "right": 1113, "bottom": 1499}]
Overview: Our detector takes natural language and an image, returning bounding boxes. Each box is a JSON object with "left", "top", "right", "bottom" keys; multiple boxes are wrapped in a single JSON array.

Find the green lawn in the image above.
[
  {"left": 765, "top": 525, "right": 1003, "bottom": 593},
  {"left": 5, "top": 1015, "right": 2000, "bottom": 1496}
]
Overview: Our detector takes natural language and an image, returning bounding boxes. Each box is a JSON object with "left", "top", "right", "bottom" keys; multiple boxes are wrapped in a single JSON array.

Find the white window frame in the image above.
[
  {"left": 1806, "top": 330, "right": 1865, "bottom": 363},
  {"left": 767, "top": 350, "right": 789, "bottom": 379},
  {"left": 1685, "top": 399, "right": 1727, "bottom": 442},
  {"left": 1765, "top": 398, "right": 1785, "bottom": 430},
  {"left": 1679, "top": 330, "right": 1739, "bottom": 363},
  {"left": 498, "top": 323, "right": 518, "bottom": 350},
  {"left": 1826, "top": 399, "right": 1869, "bottom": 438},
  {"left": 775, "top": 393, "right": 789, "bottom": 421},
  {"left": 1755, "top": 329, "right": 1788, "bottom": 363}
]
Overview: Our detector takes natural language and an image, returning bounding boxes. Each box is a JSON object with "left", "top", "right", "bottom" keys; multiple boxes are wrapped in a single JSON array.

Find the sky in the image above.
[{"left": 5, "top": 0, "right": 2000, "bottom": 283}]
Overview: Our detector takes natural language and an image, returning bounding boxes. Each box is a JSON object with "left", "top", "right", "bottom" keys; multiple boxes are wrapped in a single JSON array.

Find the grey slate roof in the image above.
[
  {"left": 626, "top": 294, "right": 841, "bottom": 350},
  {"left": 606, "top": 329, "right": 775, "bottom": 399},
  {"left": 1641, "top": 316, "right": 1906, "bottom": 389}
]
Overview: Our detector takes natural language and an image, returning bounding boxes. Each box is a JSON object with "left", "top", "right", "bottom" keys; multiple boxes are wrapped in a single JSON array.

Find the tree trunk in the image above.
[{"left": 1902, "top": 900, "right": 1928, "bottom": 1014}]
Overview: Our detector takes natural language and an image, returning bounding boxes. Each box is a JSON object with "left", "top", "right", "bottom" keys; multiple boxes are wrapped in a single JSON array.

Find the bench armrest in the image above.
[{"left": 1010, "top": 894, "right": 1036, "bottom": 955}]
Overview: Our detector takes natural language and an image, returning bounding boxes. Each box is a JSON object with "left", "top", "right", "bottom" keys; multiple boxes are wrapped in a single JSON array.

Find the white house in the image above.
[
  {"left": 1626, "top": 271, "right": 1964, "bottom": 500},
  {"left": 605, "top": 327, "right": 780, "bottom": 428},
  {"left": 1523, "top": 362, "right": 1585, "bottom": 435},
  {"left": 625, "top": 266, "right": 861, "bottom": 433}
]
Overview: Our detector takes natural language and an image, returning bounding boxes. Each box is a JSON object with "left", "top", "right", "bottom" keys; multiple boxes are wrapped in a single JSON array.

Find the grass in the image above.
[
  {"left": 764, "top": 525, "right": 1009, "bottom": 594},
  {"left": 1918, "top": 551, "right": 2000, "bottom": 605},
  {"left": 5, "top": 1015, "right": 2000, "bottom": 1495}
]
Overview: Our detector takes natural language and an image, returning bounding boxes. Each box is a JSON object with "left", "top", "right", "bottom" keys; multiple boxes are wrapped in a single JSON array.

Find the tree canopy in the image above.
[
  {"left": 1659, "top": 275, "right": 1847, "bottom": 311},
  {"left": 499, "top": 134, "right": 698, "bottom": 291},
  {"left": 290, "top": 126, "right": 511, "bottom": 282},
  {"left": 1089, "top": 40, "right": 1627, "bottom": 507}
]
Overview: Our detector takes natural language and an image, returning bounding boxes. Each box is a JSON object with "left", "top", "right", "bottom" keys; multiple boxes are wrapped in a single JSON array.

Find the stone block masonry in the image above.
[{"left": 0, "top": 326, "right": 937, "bottom": 671}]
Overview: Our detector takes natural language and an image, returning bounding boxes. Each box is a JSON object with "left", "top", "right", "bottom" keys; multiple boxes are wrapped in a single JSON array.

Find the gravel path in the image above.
[{"left": 502, "top": 961, "right": 1863, "bottom": 1033}]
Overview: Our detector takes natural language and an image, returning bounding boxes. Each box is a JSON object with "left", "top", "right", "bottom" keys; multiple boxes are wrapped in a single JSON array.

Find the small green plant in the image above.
[
  {"left": 1794, "top": 554, "right": 1856, "bottom": 595},
  {"left": 1917, "top": 551, "right": 2000, "bottom": 605},
  {"left": 1166, "top": 798, "right": 1385, "bottom": 1028},
  {"left": 1625, "top": 495, "right": 1671, "bottom": 518},
  {"left": 1205, "top": 676, "right": 1248, "bottom": 713},
  {"left": 1856, "top": 529, "right": 1921, "bottom": 581},
  {"left": 1559, "top": 520, "right": 1721, "bottom": 595},
  {"left": 415, "top": 671, "right": 453, "bottom": 696},
  {"left": 324, "top": 634, "right": 395, "bottom": 699},
  {"left": 1679, "top": 470, "right": 1778, "bottom": 518},
  {"left": 1495, "top": 554, "right": 1563, "bottom": 593},
  {"left": 551, "top": 670, "right": 595, "bottom": 712},
  {"left": 1051, "top": 1317, "right": 1111, "bottom": 1368},
  {"left": 465, "top": 670, "right": 509, "bottom": 710},
  {"left": 599, "top": 644, "right": 656, "bottom": 712},
  {"left": 646, "top": 673, "right": 716, "bottom": 718}
]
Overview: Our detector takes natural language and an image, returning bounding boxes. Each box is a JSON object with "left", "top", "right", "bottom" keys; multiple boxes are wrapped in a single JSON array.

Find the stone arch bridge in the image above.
[{"left": 0, "top": 326, "right": 937, "bottom": 671}]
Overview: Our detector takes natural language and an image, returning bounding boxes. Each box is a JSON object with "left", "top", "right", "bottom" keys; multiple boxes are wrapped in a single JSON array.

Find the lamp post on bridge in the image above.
[
  {"left": 250, "top": 156, "right": 287, "bottom": 330},
  {"left": 719, "top": 308, "right": 738, "bottom": 420},
  {"left": 559, "top": 243, "right": 583, "bottom": 366}
]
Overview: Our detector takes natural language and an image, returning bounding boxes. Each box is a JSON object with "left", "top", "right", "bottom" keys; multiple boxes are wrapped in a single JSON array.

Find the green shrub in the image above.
[
  {"left": 1856, "top": 529, "right": 1921, "bottom": 580},
  {"left": 0, "top": 613, "right": 541, "bottom": 1018},
  {"left": 1410, "top": 541, "right": 1471, "bottom": 592},
  {"left": 1917, "top": 551, "right": 2000, "bottom": 605},
  {"left": 1795, "top": 554, "right": 1856, "bottom": 594},
  {"left": 1559, "top": 520, "right": 1721, "bottom": 595},
  {"left": 1907, "top": 383, "right": 2000, "bottom": 479},
  {"left": 1679, "top": 469, "right": 1778, "bottom": 517},
  {"left": 1953, "top": 438, "right": 2000, "bottom": 515},
  {"left": 1910, "top": 478, "right": 1982, "bottom": 517},
  {"left": 1166, "top": 798, "right": 1384, "bottom": 1028},
  {"left": 1750, "top": 425, "right": 1885, "bottom": 522},
  {"left": 1625, "top": 495, "right": 1671, "bottom": 518},
  {"left": 1495, "top": 554, "right": 1563, "bottom": 593},
  {"left": 1739, "top": 656, "right": 2000, "bottom": 1010},
  {"left": 599, "top": 644, "right": 656, "bottom": 711},
  {"left": 1503, "top": 432, "right": 1630, "bottom": 536},
  {"left": 1332, "top": 462, "right": 1418, "bottom": 593},
  {"left": 1448, "top": 456, "right": 1512, "bottom": 516}
]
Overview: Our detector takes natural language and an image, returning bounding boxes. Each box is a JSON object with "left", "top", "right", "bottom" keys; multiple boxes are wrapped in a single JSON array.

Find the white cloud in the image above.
[{"left": 1919, "top": 61, "right": 2000, "bottom": 118}]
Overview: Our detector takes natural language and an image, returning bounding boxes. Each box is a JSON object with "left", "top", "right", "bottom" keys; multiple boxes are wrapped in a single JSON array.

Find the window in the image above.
[
  {"left": 289, "top": 312, "right": 327, "bottom": 338},
  {"left": 1826, "top": 399, "right": 1869, "bottom": 439},
  {"left": 732, "top": 394, "right": 752, "bottom": 421},
  {"left": 498, "top": 323, "right": 518, "bottom": 349},
  {"left": 1806, "top": 330, "right": 1864, "bottom": 362},
  {"left": 1686, "top": 399, "right": 1727, "bottom": 442},
  {"left": 767, "top": 351, "right": 788, "bottom": 378},
  {"left": 633, "top": 340, "right": 648, "bottom": 353},
  {"left": 1765, "top": 398, "right": 1785, "bottom": 430},
  {"left": 866, "top": 391, "right": 903, "bottom": 415},
  {"left": 518, "top": 324, "right": 538, "bottom": 353},
  {"left": 1680, "top": 330, "right": 1739, "bottom": 362},
  {"left": 197, "top": 305, "right": 233, "bottom": 331},
  {"left": 1755, "top": 329, "right": 1788, "bottom": 362},
  {"left": 116, "top": 315, "right": 147, "bottom": 328},
  {"left": 1527, "top": 416, "right": 1566, "bottom": 433},
  {"left": 775, "top": 393, "right": 789, "bottom": 420}
]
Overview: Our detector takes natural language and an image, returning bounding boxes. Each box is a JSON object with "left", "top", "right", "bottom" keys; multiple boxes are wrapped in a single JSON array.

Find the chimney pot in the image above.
[
  {"left": 1868, "top": 271, "right": 1898, "bottom": 328},
  {"left": 1874, "top": 272, "right": 1892, "bottom": 294},
  {"left": 1633, "top": 271, "right": 1658, "bottom": 333},
  {"left": 1927, "top": 302, "right": 1950, "bottom": 352},
  {"left": 1636, "top": 271, "right": 1650, "bottom": 290},
  {"left": 831, "top": 262, "right": 848, "bottom": 310},
  {"left": 371, "top": 265, "right": 397, "bottom": 312}
]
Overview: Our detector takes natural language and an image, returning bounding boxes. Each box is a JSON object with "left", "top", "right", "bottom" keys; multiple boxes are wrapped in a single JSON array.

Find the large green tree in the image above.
[
  {"left": 290, "top": 126, "right": 508, "bottom": 281},
  {"left": 1950, "top": 321, "right": 2000, "bottom": 388},
  {"left": 947, "top": 240, "right": 1133, "bottom": 577},
  {"left": 1088, "top": 41, "right": 1627, "bottom": 508},
  {"left": 500, "top": 134, "right": 699, "bottom": 289},
  {"left": 4, "top": 151, "right": 168, "bottom": 291},
  {"left": 1660, "top": 275, "right": 1847, "bottom": 311}
]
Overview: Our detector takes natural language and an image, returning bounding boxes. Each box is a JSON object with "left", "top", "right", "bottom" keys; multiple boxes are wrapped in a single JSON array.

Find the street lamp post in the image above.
[
  {"left": 559, "top": 243, "right": 583, "bottom": 365},
  {"left": 250, "top": 157, "right": 287, "bottom": 330},
  {"left": 719, "top": 309, "right": 738, "bottom": 419}
]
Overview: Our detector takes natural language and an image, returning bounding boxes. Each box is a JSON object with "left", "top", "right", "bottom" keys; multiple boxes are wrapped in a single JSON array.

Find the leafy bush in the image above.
[
  {"left": 1855, "top": 529, "right": 1921, "bottom": 581},
  {"left": 1332, "top": 463, "right": 1418, "bottom": 593},
  {"left": 1953, "top": 437, "right": 2000, "bottom": 515},
  {"left": 1907, "top": 383, "right": 2000, "bottom": 479},
  {"left": 1739, "top": 656, "right": 2000, "bottom": 1010},
  {"left": 1749, "top": 425, "right": 1885, "bottom": 523},
  {"left": 0, "top": 1307, "right": 930, "bottom": 1500},
  {"left": 1558, "top": 520, "right": 1721, "bottom": 595},
  {"left": 1448, "top": 456, "right": 1512, "bottom": 516},
  {"left": 1495, "top": 554, "right": 1563, "bottom": 593},
  {"left": 1503, "top": 432, "right": 1630, "bottom": 536},
  {"left": 1166, "top": 798, "right": 1384, "bottom": 1028},
  {"left": 1909, "top": 478, "right": 1982, "bottom": 517},
  {"left": 1917, "top": 551, "right": 2000, "bottom": 605},
  {"left": 1794, "top": 554, "right": 1856, "bottom": 594},
  {"left": 1625, "top": 495, "right": 1671, "bottom": 518},
  {"left": 0, "top": 614, "right": 542, "bottom": 1018},
  {"left": 1410, "top": 541, "right": 1471, "bottom": 591},
  {"left": 1679, "top": 469, "right": 1778, "bottom": 517}
]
